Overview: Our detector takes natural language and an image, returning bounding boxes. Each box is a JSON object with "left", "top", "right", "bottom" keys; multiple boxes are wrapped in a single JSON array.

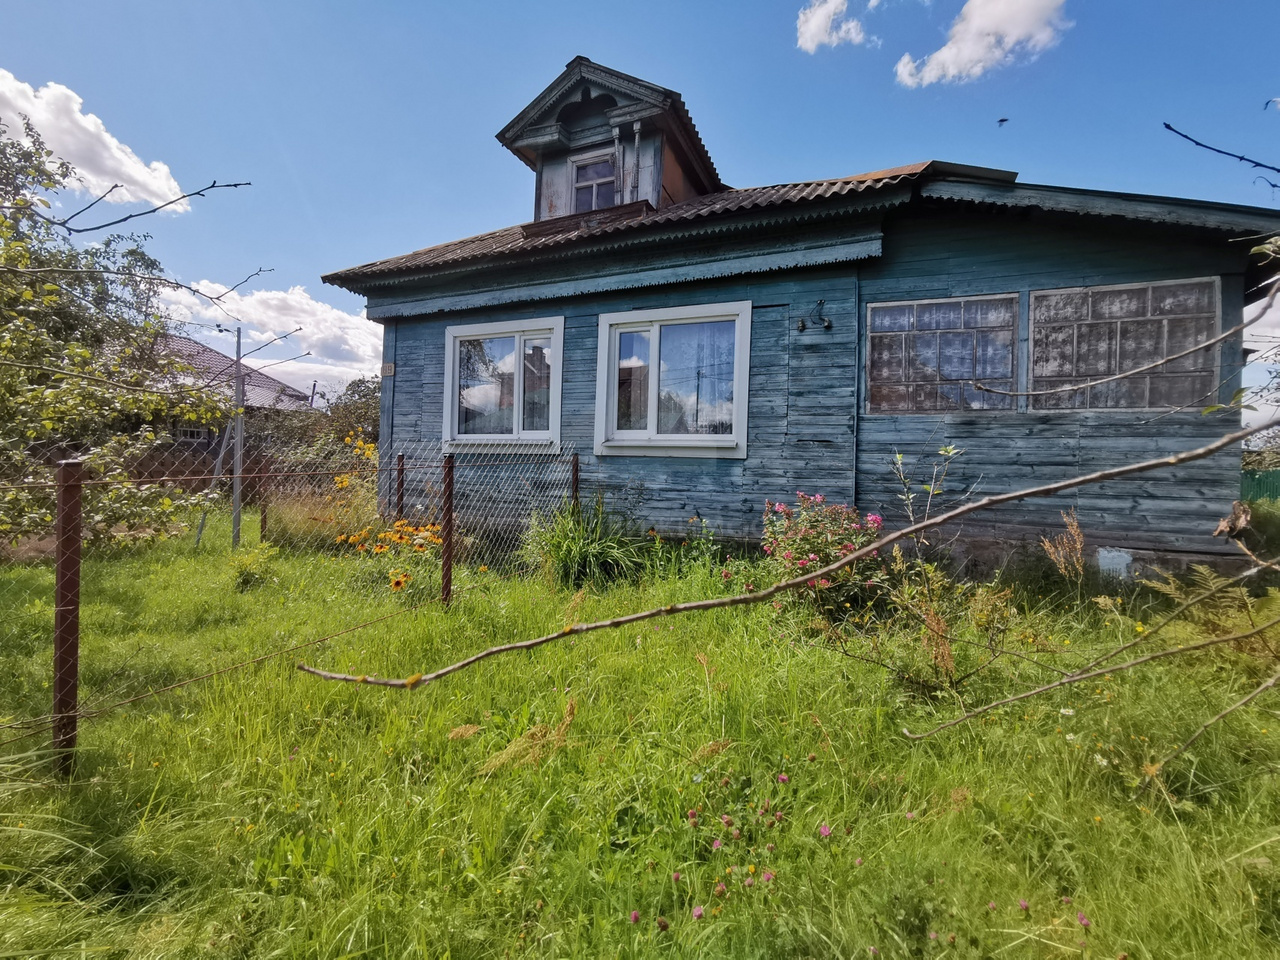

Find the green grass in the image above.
[{"left": 2, "top": 513, "right": 1279, "bottom": 958}]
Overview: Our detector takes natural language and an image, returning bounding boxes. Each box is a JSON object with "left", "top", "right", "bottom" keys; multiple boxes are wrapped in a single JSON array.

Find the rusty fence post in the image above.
[
  {"left": 441, "top": 453, "right": 455, "bottom": 606},
  {"left": 53, "top": 460, "right": 84, "bottom": 776},
  {"left": 396, "top": 453, "right": 405, "bottom": 521},
  {"left": 571, "top": 452, "right": 580, "bottom": 509}
]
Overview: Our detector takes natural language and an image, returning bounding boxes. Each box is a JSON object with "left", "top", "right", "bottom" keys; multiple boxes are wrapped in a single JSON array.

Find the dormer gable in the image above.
[{"left": 497, "top": 57, "right": 725, "bottom": 221}]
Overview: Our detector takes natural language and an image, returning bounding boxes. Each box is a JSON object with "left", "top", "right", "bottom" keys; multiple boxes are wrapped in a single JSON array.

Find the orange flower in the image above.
[
  {"left": 356, "top": 543, "right": 367, "bottom": 552},
  {"left": 373, "top": 544, "right": 389, "bottom": 554}
]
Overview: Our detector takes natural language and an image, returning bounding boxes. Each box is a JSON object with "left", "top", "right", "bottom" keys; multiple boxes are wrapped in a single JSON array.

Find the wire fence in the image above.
[{"left": 0, "top": 435, "right": 579, "bottom": 771}]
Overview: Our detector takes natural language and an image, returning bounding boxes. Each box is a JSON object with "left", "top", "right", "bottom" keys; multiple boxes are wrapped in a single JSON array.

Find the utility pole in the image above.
[
  {"left": 694, "top": 368, "right": 702, "bottom": 431},
  {"left": 232, "top": 325, "right": 244, "bottom": 549}
]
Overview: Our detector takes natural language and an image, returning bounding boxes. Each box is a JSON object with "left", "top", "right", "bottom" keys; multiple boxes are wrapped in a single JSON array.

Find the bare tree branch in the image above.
[
  {"left": 1152, "top": 665, "right": 1280, "bottom": 772},
  {"left": 59, "top": 183, "right": 124, "bottom": 225},
  {"left": 1164, "top": 123, "right": 1280, "bottom": 177},
  {"left": 16, "top": 179, "right": 252, "bottom": 235},
  {"left": 298, "top": 420, "right": 1273, "bottom": 691},
  {"left": 902, "top": 614, "right": 1280, "bottom": 740}
]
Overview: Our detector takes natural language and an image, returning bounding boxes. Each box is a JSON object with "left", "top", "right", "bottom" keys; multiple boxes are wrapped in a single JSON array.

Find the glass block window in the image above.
[
  {"left": 867, "top": 295, "right": 1016, "bottom": 413},
  {"left": 1030, "top": 279, "right": 1219, "bottom": 410}
]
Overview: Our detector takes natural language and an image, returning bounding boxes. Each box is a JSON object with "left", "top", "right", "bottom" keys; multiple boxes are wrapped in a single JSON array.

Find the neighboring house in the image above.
[
  {"left": 323, "top": 57, "right": 1280, "bottom": 562},
  {"left": 160, "top": 333, "right": 311, "bottom": 440}
]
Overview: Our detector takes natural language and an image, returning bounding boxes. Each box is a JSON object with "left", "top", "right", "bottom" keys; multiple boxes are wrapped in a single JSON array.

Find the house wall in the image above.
[{"left": 380, "top": 206, "right": 1246, "bottom": 556}]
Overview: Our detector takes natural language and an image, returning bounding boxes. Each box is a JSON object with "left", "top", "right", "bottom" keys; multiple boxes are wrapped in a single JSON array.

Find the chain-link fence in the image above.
[{"left": 0, "top": 435, "right": 578, "bottom": 771}]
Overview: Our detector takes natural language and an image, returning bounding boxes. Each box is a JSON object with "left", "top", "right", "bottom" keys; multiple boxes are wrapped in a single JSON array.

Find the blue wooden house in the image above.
[{"left": 324, "top": 57, "right": 1280, "bottom": 564}]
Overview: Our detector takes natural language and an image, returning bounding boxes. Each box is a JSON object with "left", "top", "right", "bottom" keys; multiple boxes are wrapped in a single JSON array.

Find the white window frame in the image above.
[
  {"left": 594, "top": 300, "right": 752, "bottom": 459},
  {"left": 442, "top": 315, "right": 564, "bottom": 453},
  {"left": 571, "top": 150, "right": 618, "bottom": 213}
]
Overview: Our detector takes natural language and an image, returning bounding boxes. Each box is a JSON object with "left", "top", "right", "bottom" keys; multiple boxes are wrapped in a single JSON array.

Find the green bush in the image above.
[
  {"left": 762, "top": 491, "right": 889, "bottom": 618},
  {"left": 521, "top": 495, "right": 645, "bottom": 588},
  {"left": 226, "top": 541, "right": 280, "bottom": 591}
]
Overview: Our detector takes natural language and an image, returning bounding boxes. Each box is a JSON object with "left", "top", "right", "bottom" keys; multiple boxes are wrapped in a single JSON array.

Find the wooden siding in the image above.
[{"left": 382, "top": 205, "right": 1246, "bottom": 554}]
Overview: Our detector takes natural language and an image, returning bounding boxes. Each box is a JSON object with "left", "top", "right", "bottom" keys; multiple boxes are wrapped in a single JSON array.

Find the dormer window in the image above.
[{"left": 574, "top": 155, "right": 616, "bottom": 213}]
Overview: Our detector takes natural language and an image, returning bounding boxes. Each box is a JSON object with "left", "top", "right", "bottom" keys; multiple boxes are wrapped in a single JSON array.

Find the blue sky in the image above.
[{"left": 4, "top": 0, "right": 1278, "bottom": 394}]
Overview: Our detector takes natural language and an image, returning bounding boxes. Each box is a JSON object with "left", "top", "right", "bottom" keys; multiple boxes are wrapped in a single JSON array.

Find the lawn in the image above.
[{"left": 1, "top": 511, "right": 1278, "bottom": 958}]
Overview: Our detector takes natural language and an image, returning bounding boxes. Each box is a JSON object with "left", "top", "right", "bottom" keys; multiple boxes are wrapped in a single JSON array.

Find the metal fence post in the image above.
[
  {"left": 441, "top": 453, "right": 454, "bottom": 606},
  {"left": 396, "top": 453, "right": 406, "bottom": 521},
  {"left": 571, "top": 452, "right": 580, "bottom": 508},
  {"left": 53, "top": 460, "right": 84, "bottom": 776},
  {"left": 259, "top": 493, "right": 268, "bottom": 543}
]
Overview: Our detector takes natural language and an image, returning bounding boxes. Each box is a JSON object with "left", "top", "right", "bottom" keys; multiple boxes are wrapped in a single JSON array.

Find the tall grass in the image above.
[
  {"left": 1, "top": 514, "right": 1278, "bottom": 957},
  {"left": 521, "top": 495, "right": 646, "bottom": 588}
]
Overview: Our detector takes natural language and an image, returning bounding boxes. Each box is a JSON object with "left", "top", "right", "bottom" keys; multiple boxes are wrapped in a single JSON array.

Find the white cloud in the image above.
[
  {"left": 797, "top": 0, "right": 869, "bottom": 53},
  {"left": 160, "top": 282, "right": 381, "bottom": 390},
  {"left": 0, "top": 68, "right": 186, "bottom": 209},
  {"left": 895, "top": 0, "right": 1069, "bottom": 88}
]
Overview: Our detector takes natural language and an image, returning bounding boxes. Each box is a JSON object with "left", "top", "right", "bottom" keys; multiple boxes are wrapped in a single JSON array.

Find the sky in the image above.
[{"left": 4, "top": 0, "right": 1279, "bottom": 404}]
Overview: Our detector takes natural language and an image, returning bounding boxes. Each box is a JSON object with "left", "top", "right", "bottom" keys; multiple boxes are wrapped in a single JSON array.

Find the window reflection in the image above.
[
  {"left": 523, "top": 338, "right": 551, "bottom": 431},
  {"left": 656, "top": 321, "right": 735, "bottom": 435},
  {"left": 616, "top": 330, "right": 650, "bottom": 430},
  {"left": 457, "top": 337, "right": 515, "bottom": 434}
]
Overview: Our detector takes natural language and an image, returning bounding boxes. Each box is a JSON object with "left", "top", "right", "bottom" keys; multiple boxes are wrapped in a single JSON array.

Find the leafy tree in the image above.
[
  {"left": 325, "top": 374, "right": 380, "bottom": 441},
  {"left": 0, "top": 118, "right": 229, "bottom": 541}
]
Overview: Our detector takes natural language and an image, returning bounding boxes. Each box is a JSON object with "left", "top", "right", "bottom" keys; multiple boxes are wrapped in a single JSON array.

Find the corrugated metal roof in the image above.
[
  {"left": 161, "top": 334, "right": 312, "bottom": 411},
  {"left": 322, "top": 159, "right": 1280, "bottom": 292},
  {"left": 322, "top": 163, "right": 940, "bottom": 287}
]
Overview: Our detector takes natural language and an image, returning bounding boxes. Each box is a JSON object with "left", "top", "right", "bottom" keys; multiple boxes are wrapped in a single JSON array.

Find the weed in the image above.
[
  {"left": 226, "top": 541, "right": 279, "bottom": 591},
  {"left": 522, "top": 494, "right": 645, "bottom": 587}
]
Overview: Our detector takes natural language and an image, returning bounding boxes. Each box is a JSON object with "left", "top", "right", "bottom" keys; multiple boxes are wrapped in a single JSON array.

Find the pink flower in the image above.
[
  {"left": 721, "top": 815, "right": 733, "bottom": 826},
  {"left": 713, "top": 839, "right": 722, "bottom": 850},
  {"left": 867, "top": 514, "right": 883, "bottom": 528},
  {"left": 808, "top": 553, "right": 818, "bottom": 561},
  {"left": 988, "top": 902, "right": 997, "bottom": 911},
  {"left": 797, "top": 560, "right": 808, "bottom": 568},
  {"left": 672, "top": 871, "right": 681, "bottom": 882},
  {"left": 744, "top": 876, "right": 755, "bottom": 888},
  {"left": 714, "top": 882, "right": 726, "bottom": 896},
  {"left": 1062, "top": 896, "right": 1073, "bottom": 905},
  {"left": 732, "top": 829, "right": 741, "bottom": 839},
  {"left": 855, "top": 858, "right": 863, "bottom": 866},
  {"left": 692, "top": 906, "right": 704, "bottom": 920},
  {"left": 1019, "top": 899, "right": 1029, "bottom": 912},
  {"left": 777, "top": 774, "right": 789, "bottom": 783},
  {"left": 630, "top": 910, "right": 640, "bottom": 923},
  {"left": 818, "top": 579, "right": 831, "bottom": 588},
  {"left": 1077, "top": 912, "right": 1091, "bottom": 929},
  {"left": 782, "top": 551, "right": 793, "bottom": 560},
  {"left": 820, "top": 824, "right": 832, "bottom": 838},
  {"left": 762, "top": 545, "right": 772, "bottom": 555},
  {"left": 762, "top": 871, "right": 775, "bottom": 882},
  {"left": 905, "top": 811, "right": 915, "bottom": 820},
  {"left": 687, "top": 810, "right": 696, "bottom": 820}
]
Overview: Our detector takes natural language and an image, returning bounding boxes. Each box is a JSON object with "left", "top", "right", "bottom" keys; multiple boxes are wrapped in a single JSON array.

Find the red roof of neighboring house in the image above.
[{"left": 160, "top": 334, "right": 312, "bottom": 411}]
